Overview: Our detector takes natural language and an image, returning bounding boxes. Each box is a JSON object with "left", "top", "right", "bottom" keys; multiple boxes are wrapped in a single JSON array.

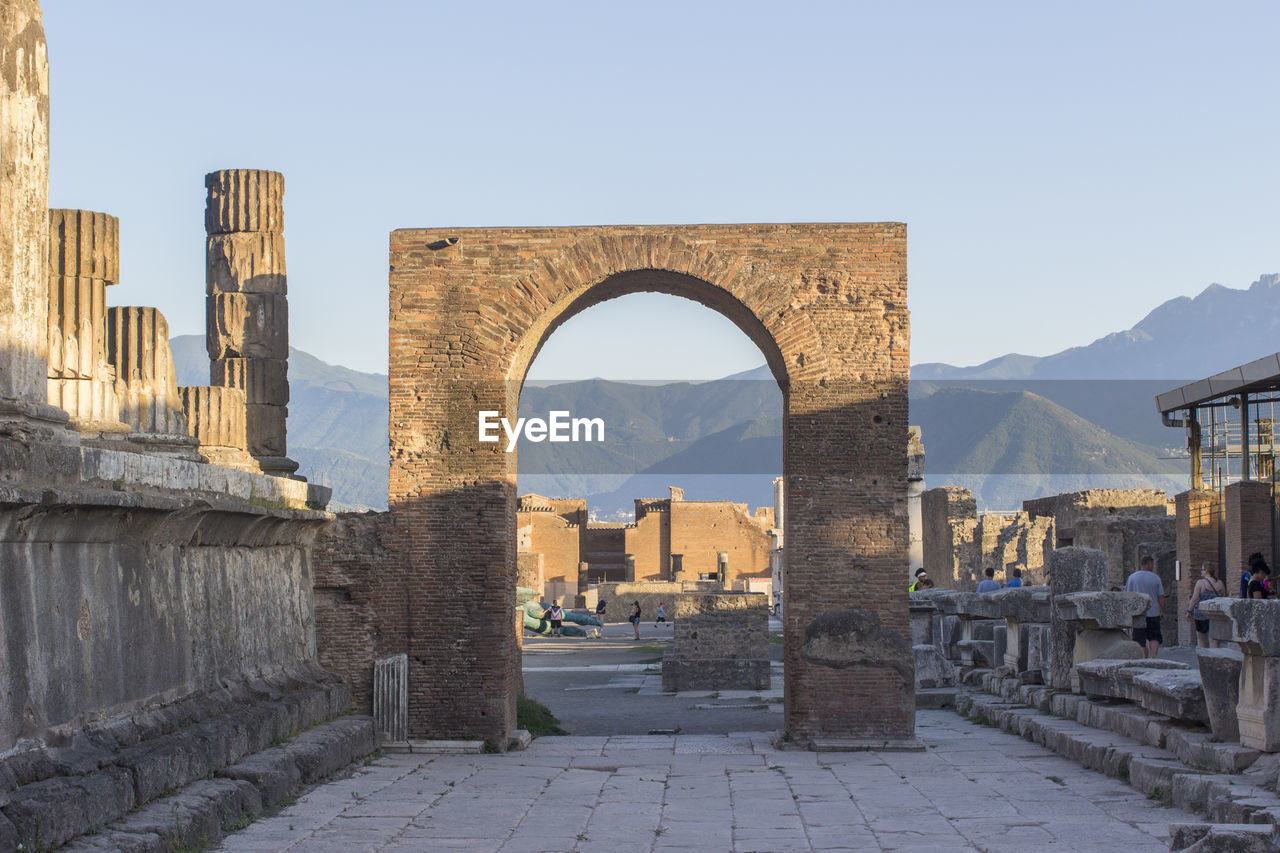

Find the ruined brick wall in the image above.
[
  {"left": 583, "top": 525, "right": 628, "bottom": 583},
  {"left": 518, "top": 510, "right": 581, "bottom": 588},
  {"left": 670, "top": 499, "right": 772, "bottom": 582},
  {"left": 388, "top": 224, "right": 909, "bottom": 745},
  {"left": 1224, "top": 480, "right": 1272, "bottom": 592},
  {"left": 662, "top": 592, "right": 771, "bottom": 691},
  {"left": 625, "top": 508, "right": 669, "bottom": 580},
  {"left": 313, "top": 512, "right": 389, "bottom": 714},
  {"left": 1176, "top": 490, "right": 1220, "bottom": 647},
  {"left": 1023, "top": 489, "right": 1169, "bottom": 548},
  {"left": 1073, "top": 515, "right": 1176, "bottom": 590}
]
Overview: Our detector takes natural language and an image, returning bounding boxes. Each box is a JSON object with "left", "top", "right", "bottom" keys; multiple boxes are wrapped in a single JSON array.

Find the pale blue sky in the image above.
[{"left": 45, "top": 2, "right": 1279, "bottom": 379}]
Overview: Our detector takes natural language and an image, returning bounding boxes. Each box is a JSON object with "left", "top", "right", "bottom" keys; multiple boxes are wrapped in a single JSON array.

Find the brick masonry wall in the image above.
[
  {"left": 387, "top": 224, "right": 909, "bottom": 745},
  {"left": 1224, "top": 480, "right": 1272, "bottom": 591},
  {"left": 313, "top": 511, "right": 389, "bottom": 715},
  {"left": 1176, "top": 490, "right": 1220, "bottom": 647},
  {"left": 1074, "top": 515, "right": 1176, "bottom": 590},
  {"left": 669, "top": 500, "right": 772, "bottom": 581}
]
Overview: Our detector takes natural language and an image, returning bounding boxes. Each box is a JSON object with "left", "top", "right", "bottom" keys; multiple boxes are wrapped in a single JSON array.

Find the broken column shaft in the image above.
[
  {"left": 204, "top": 168, "right": 297, "bottom": 477},
  {"left": 46, "top": 209, "right": 129, "bottom": 434}
]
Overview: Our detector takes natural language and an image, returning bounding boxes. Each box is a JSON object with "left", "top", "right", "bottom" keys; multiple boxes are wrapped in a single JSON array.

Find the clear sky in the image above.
[{"left": 44, "top": 2, "right": 1279, "bottom": 379}]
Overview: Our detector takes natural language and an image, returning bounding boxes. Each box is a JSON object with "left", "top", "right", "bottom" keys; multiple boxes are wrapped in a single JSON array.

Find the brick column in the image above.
[
  {"left": 46, "top": 209, "right": 129, "bottom": 434},
  {"left": 1225, "top": 480, "right": 1272, "bottom": 590},
  {"left": 0, "top": 0, "right": 71, "bottom": 440},
  {"left": 1176, "top": 489, "right": 1221, "bottom": 647},
  {"left": 205, "top": 169, "right": 297, "bottom": 477}
]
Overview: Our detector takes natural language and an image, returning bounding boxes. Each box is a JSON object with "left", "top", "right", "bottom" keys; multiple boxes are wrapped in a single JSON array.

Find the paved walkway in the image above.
[{"left": 215, "top": 710, "right": 1195, "bottom": 852}]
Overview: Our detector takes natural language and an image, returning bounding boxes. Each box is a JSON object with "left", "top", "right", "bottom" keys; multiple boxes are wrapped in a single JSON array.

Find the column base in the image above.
[
  {"left": 0, "top": 396, "right": 77, "bottom": 444},
  {"left": 254, "top": 454, "right": 302, "bottom": 479}
]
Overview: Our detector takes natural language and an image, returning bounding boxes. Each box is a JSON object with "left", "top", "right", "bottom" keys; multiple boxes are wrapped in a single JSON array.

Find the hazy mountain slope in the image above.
[
  {"left": 169, "top": 335, "right": 388, "bottom": 509},
  {"left": 915, "top": 273, "right": 1280, "bottom": 380}
]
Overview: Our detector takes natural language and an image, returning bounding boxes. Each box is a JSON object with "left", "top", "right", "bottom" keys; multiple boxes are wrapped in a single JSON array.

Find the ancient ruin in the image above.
[{"left": 381, "top": 223, "right": 912, "bottom": 749}]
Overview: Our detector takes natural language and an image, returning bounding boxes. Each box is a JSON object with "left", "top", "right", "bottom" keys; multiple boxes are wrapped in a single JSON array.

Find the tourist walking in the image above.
[
  {"left": 1186, "top": 563, "right": 1226, "bottom": 648},
  {"left": 976, "top": 568, "right": 1001, "bottom": 593},
  {"left": 655, "top": 602, "right": 666, "bottom": 627},
  {"left": 546, "top": 599, "right": 564, "bottom": 638},
  {"left": 629, "top": 601, "right": 642, "bottom": 640},
  {"left": 1125, "top": 556, "right": 1166, "bottom": 658}
]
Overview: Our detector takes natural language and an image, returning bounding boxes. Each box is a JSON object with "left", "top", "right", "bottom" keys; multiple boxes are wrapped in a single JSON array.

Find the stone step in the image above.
[
  {"left": 60, "top": 715, "right": 375, "bottom": 852},
  {"left": 982, "top": 672, "right": 1259, "bottom": 774},
  {"left": 956, "top": 689, "right": 1280, "bottom": 829},
  {"left": 0, "top": 671, "right": 350, "bottom": 851},
  {"left": 1169, "top": 822, "right": 1280, "bottom": 852}
]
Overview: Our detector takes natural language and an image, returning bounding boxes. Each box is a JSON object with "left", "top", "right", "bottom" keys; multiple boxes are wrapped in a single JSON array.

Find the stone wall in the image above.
[
  {"left": 921, "top": 486, "right": 1052, "bottom": 589},
  {"left": 1023, "top": 489, "right": 1170, "bottom": 548},
  {"left": 0, "top": 442, "right": 330, "bottom": 751},
  {"left": 1073, "top": 515, "right": 1176, "bottom": 590},
  {"left": 921, "top": 486, "right": 979, "bottom": 587},
  {"left": 595, "top": 580, "right": 722, "bottom": 623}
]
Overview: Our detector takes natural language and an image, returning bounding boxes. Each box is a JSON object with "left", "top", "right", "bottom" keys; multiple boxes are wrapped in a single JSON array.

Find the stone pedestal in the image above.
[
  {"left": 1196, "top": 647, "right": 1243, "bottom": 743},
  {"left": 1054, "top": 591, "right": 1148, "bottom": 692},
  {"left": 45, "top": 209, "right": 129, "bottom": 435},
  {"left": 661, "top": 592, "right": 770, "bottom": 692},
  {"left": 0, "top": 1, "right": 73, "bottom": 442},
  {"left": 1047, "top": 547, "right": 1107, "bottom": 690},
  {"left": 1201, "top": 599, "right": 1280, "bottom": 752},
  {"left": 205, "top": 169, "right": 297, "bottom": 477},
  {"left": 989, "top": 586, "right": 1049, "bottom": 679}
]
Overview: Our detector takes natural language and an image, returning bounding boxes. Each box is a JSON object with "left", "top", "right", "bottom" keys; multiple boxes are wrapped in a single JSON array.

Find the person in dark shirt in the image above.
[{"left": 1247, "top": 564, "right": 1272, "bottom": 599}]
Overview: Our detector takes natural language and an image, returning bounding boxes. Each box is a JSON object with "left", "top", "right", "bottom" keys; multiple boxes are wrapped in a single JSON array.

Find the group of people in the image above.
[
  {"left": 541, "top": 597, "right": 658, "bottom": 639},
  {"left": 1125, "top": 551, "right": 1274, "bottom": 658},
  {"left": 910, "top": 566, "right": 1023, "bottom": 592}
]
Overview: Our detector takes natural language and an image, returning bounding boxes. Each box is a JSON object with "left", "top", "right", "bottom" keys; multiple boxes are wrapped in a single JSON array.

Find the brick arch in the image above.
[{"left": 386, "top": 224, "right": 912, "bottom": 749}]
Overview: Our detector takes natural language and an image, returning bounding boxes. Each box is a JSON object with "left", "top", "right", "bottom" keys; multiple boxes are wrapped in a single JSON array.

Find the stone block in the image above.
[
  {"left": 211, "top": 357, "right": 289, "bottom": 406},
  {"left": 205, "top": 169, "right": 284, "bottom": 234},
  {"left": 913, "top": 644, "right": 954, "bottom": 688},
  {"left": 1131, "top": 668, "right": 1208, "bottom": 723},
  {"left": 246, "top": 403, "right": 288, "bottom": 457},
  {"left": 1198, "top": 647, "right": 1244, "bottom": 743},
  {"left": 206, "top": 231, "right": 287, "bottom": 295},
  {"left": 206, "top": 292, "right": 288, "bottom": 360},
  {"left": 1055, "top": 591, "right": 1150, "bottom": 630},
  {"left": 1075, "top": 658, "right": 1189, "bottom": 699},
  {"left": 1048, "top": 547, "right": 1106, "bottom": 690},
  {"left": 49, "top": 209, "right": 119, "bottom": 283},
  {"left": 661, "top": 657, "right": 770, "bottom": 692},
  {"left": 1026, "top": 623, "right": 1049, "bottom": 674}
]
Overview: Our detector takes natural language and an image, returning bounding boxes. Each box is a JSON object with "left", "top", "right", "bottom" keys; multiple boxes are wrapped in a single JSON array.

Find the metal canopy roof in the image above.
[{"left": 1155, "top": 352, "right": 1280, "bottom": 414}]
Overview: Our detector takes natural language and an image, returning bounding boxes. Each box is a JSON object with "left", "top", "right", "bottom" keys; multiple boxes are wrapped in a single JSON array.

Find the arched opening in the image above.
[
  {"left": 386, "top": 223, "right": 911, "bottom": 751},
  {"left": 512, "top": 286, "right": 786, "bottom": 735}
]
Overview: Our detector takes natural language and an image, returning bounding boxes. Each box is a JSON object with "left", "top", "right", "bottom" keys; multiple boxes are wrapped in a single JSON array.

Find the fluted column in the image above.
[
  {"left": 205, "top": 168, "right": 297, "bottom": 476},
  {"left": 106, "top": 306, "right": 196, "bottom": 447},
  {"left": 0, "top": 0, "right": 71, "bottom": 440},
  {"left": 179, "top": 385, "right": 256, "bottom": 471},
  {"left": 46, "top": 209, "right": 129, "bottom": 433}
]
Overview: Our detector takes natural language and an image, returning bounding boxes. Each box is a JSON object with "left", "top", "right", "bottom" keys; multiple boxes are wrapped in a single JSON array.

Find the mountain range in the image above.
[{"left": 170, "top": 273, "right": 1278, "bottom": 513}]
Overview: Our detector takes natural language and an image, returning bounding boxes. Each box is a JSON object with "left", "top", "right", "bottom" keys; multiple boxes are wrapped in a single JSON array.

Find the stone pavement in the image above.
[{"left": 215, "top": 710, "right": 1194, "bottom": 852}]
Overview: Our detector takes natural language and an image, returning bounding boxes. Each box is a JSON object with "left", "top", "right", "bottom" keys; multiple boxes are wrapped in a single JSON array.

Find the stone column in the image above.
[
  {"left": 1201, "top": 599, "right": 1280, "bottom": 752},
  {"left": 205, "top": 169, "right": 297, "bottom": 477},
  {"left": 106, "top": 306, "right": 200, "bottom": 458},
  {"left": 1053, "top": 591, "right": 1147, "bottom": 691},
  {"left": 0, "top": 0, "right": 70, "bottom": 440},
  {"left": 46, "top": 209, "right": 129, "bottom": 434},
  {"left": 179, "top": 385, "right": 256, "bottom": 471}
]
